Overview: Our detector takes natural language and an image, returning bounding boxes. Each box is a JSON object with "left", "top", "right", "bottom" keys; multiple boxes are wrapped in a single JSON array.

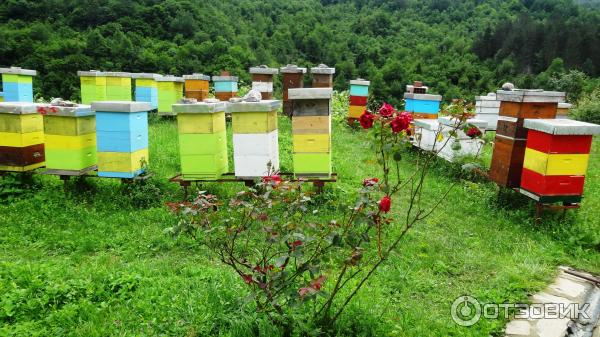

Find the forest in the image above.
[{"left": 0, "top": 0, "right": 599, "bottom": 107}]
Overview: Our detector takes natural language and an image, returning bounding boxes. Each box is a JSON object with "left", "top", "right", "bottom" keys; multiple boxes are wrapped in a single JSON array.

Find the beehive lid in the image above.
[
  {"left": 183, "top": 73, "right": 211, "bottom": 80},
  {"left": 350, "top": 79, "right": 370, "bottom": 86},
  {"left": 403, "top": 93, "right": 442, "bottom": 101},
  {"left": 91, "top": 101, "right": 151, "bottom": 113},
  {"left": 413, "top": 119, "right": 439, "bottom": 131},
  {"left": 0, "top": 102, "right": 39, "bottom": 114},
  {"left": 288, "top": 88, "right": 333, "bottom": 100},
  {"left": 439, "top": 116, "right": 488, "bottom": 129},
  {"left": 172, "top": 100, "right": 226, "bottom": 113},
  {"left": 0, "top": 67, "right": 37, "bottom": 76},
  {"left": 311, "top": 64, "right": 335, "bottom": 75},
  {"left": 249, "top": 66, "right": 279, "bottom": 75},
  {"left": 156, "top": 75, "right": 184, "bottom": 82},
  {"left": 496, "top": 89, "right": 565, "bottom": 103},
  {"left": 226, "top": 100, "right": 281, "bottom": 113},
  {"left": 406, "top": 84, "right": 429, "bottom": 93},
  {"left": 280, "top": 64, "right": 307, "bottom": 74},
  {"left": 212, "top": 75, "right": 238, "bottom": 82},
  {"left": 77, "top": 70, "right": 105, "bottom": 77},
  {"left": 104, "top": 72, "right": 132, "bottom": 78},
  {"left": 558, "top": 102, "right": 573, "bottom": 109},
  {"left": 39, "top": 104, "right": 94, "bottom": 117},
  {"left": 475, "top": 93, "right": 497, "bottom": 101},
  {"left": 131, "top": 73, "right": 162, "bottom": 79},
  {"left": 524, "top": 119, "right": 600, "bottom": 135}
]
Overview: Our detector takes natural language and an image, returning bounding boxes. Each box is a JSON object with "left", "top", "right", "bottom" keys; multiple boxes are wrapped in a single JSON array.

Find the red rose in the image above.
[
  {"left": 362, "top": 177, "right": 379, "bottom": 187},
  {"left": 359, "top": 111, "right": 376, "bottom": 129},
  {"left": 378, "top": 103, "right": 396, "bottom": 118},
  {"left": 390, "top": 112, "right": 413, "bottom": 133},
  {"left": 262, "top": 174, "right": 282, "bottom": 186},
  {"left": 466, "top": 126, "right": 482, "bottom": 139},
  {"left": 379, "top": 196, "right": 391, "bottom": 213}
]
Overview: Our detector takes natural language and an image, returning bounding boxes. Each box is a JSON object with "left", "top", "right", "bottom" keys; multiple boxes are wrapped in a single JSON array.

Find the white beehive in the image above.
[{"left": 475, "top": 93, "right": 500, "bottom": 131}]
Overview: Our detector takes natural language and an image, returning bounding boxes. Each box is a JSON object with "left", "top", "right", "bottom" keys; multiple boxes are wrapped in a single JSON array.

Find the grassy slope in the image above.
[{"left": 0, "top": 114, "right": 598, "bottom": 336}]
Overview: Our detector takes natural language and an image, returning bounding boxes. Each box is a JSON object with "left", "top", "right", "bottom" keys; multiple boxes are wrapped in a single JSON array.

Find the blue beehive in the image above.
[
  {"left": 0, "top": 67, "right": 36, "bottom": 102},
  {"left": 132, "top": 73, "right": 161, "bottom": 110},
  {"left": 403, "top": 82, "right": 442, "bottom": 118}
]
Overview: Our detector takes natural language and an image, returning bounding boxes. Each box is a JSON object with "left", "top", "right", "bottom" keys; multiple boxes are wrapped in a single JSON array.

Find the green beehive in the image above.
[
  {"left": 157, "top": 75, "right": 184, "bottom": 116},
  {"left": 78, "top": 70, "right": 107, "bottom": 104},
  {"left": 105, "top": 72, "right": 132, "bottom": 101},
  {"left": 173, "top": 100, "right": 228, "bottom": 180}
]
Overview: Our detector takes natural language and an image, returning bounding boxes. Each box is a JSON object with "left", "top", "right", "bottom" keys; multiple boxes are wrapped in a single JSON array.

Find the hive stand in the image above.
[
  {"left": 347, "top": 79, "right": 370, "bottom": 124},
  {"left": 249, "top": 66, "right": 278, "bottom": 100},
  {"left": 280, "top": 65, "right": 307, "bottom": 117}
]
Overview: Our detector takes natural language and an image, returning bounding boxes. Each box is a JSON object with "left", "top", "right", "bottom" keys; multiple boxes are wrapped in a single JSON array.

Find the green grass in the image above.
[{"left": 0, "top": 113, "right": 599, "bottom": 336}]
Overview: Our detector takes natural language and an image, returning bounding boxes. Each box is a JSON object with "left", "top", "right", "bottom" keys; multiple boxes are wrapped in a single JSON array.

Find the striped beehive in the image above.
[
  {"left": 556, "top": 102, "right": 572, "bottom": 119},
  {"left": 228, "top": 100, "right": 281, "bottom": 177},
  {"left": 212, "top": 74, "right": 238, "bottom": 102},
  {"left": 475, "top": 93, "right": 500, "bottom": 130},
  {"left": 0, "top": 102, "right": 45, "bottom": 172},
  {"left": 92, "top": 101, "right": 150, "bottom": 178},
  {"left": 0, "top": 67, "right": 36, "bottom": 102},
  {"left": 78, "top": 70, "right": 107, "bottom": 105},
  {"left": 105, "top": 72, "right": 132, "bottom": 101},
  {"left": 404, "top": 82, "right": 442, "bottom": 119},
  {"left": 520, "top": 119, "right": 600, "bottom": 204},
  {"left": 156, "top": 75, "right": 184, "bottom": 116},
  {"left": 489, "top": 89, "right": 565, "bottom": 188},
  {"left": 348, "top": 79, "right": 370, "bottom": 119},
  {"left": 132, "top": 73, "right": 161, "bottom": 110},
  {"left": 280, "top": 64, "right": 307, "bottom": 117},
  {"left": 249, "top": 66, "right": 278, "bottom": 100},
  {"left": 40, "top": 104, "right": 97, "bottom": 172},
  {"left": 311, "top": 64, "right": 335, "bottom": 88},
  {"left": 289, "top": 88, "right": 333, "bottom": 177},
  {"left": 173, "top": 100, "right": 228, "bottom": 180},
  {"left": 183, "top": 74, "right": 210, "bottom": 101}
]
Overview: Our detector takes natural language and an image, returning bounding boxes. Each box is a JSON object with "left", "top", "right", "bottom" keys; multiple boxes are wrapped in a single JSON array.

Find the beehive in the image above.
[
  {"left": 0, "top": 67, "right": 37, "bottom": 102},
  {"left": 249, "top": 66, "right": 278, "bottom": 100},
  {"left": 348, "top": 79, "right": 370, "bottom": 119},
  {"left": 437, "top": 116, "right": 487, "bottom": 162},
  {"left": 489, "top": 89, "right": 565, "bottom": 188},
  {"left": 0, "top": 102, "right": 44, "bottom": 172},
  {"left": 173, "top": 101, "right": 228, "bottom": 180},
  {"left": 92, "top": 101, "right": 150, "bottom": 178},
  {"left": 40, "top": 104, "right": 97, "bottom": 172},
  {"left": 132, "top": 73, "right": 161, "bottom": 110},
  {"left": 413, "top": 119, "right": 442, "bottom": 152},
  {"left": 404, "top": 82, "right": 442, "bottom": 119},
  {"left": 183, "top": 74, "right": 210, "bottom": 101},
  {"left": 105, "top": 72, "right": 132, "bottom": 101},
  {"left": 475, "top": 93, "right": 500, "bottom": 130},
  {"left": 556, "top": 102, "right": 572, "bottom": 120},
  {"left": 212, "top": 75, "right": 238, "bottom": 102},
  {"left": 289, "top": 88, "right": 333, "bottom": 177},
  {"left": 520, "top": 119, "right": 600, "bottom": 203},
  {"left": 311, "top": 64, "right": 335, "bottom": 88},
  {"left": 280, "top": 64, "right": 307, "bottom": 117},
  {"left": 228, "top": 100, "right": 281, "bottom": 178},
  {"left": 156, "top": 75, "right": 184, "bottom": 116},
  {"left": 78, "top": 70, "right": 107, "bottom": 105}
]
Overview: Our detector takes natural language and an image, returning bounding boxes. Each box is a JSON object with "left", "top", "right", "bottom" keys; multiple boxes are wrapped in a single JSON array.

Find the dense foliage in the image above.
[{"left": 0, "top": 0, "right": 599, "bottom": 106}]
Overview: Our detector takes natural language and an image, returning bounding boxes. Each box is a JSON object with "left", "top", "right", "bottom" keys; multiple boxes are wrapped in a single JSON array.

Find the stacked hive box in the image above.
[
  {"left": 556, "top": 102, "right": 572, "bottom": 119},
  {"left": 41, "top": 104, "right": 97, "bottom": 172},
  {"left": 520, "top": 119, "right": 600, "bottom": 204},
  {"left": 92, "top": 101, "right": 150, "bottom": 178},
  {"left": 228, "top": 100, "right": 281, "bottom": 177},
  {"left": 156, "top": 75, "right": 184, "bottom": 116},
  {"left": 0, "top": 67, "right": 37, "bottom": 102},
  {"left": 280, "top": 65, "right": 307, "bottom": 117},
  {"left": 183, "top": 74, "right": 210, "bottom": 101},
  {"left": 311, "top": 64, "right": 335, "bottom": 88},
  {"left": 404, "top": 82, "right": 442, "bottom": 120},
  {"left": 173, "top": 101, "right": 228, "bottom": 180},
  {"left": 212, "top": 74, "right": 238, "bottom": 101},
  {"left": 132, "top": 73, "right": 161, "bottom": 110},
  {"left": 0, "top": 102, "right": 45, "bottom": 172},
  {"left": 489, "top": 89, "right": 565, "bottom": 188},
  {"left": 475, "top": 93, "right": 500, "bottom": 130},
  {"left": 348, "top": 79, "right": 370, "bottom": 119},
  {"left": 249, "top": 66, "right": 278, "bottom": 100},
  {"left": 437, "top": 116, "right": 487, "bottom": 162},
  {"left": 290, "top": 88, "right": 333, "bottom": 177},
  {"left": 78, "top": 71, "right": 107, "bottom": 105},
  {"left": 105, "top": 72, "right": 132, "bottom": 101}
]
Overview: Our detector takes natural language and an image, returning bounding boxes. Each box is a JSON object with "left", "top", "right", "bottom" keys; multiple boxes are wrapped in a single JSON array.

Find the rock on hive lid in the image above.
[
  {"left": 288, "top": 88, "right": 333, "bottom": 100},
  {"left": 523, "top": 119, "right": 600, "bottom": 135},
  {"left": 403, "top": 93, "right": 442, "bottom": 101},
  {"left": 172, "top": 101, "right": 226, "bottom": 113},
  {"left": 77, "top": 70, "right": 105, "bottom": 77},
  {"left": 131, "top": 73, "right": 162, "bottom": 79},
  {"left": 495, "top": 89, "right": 565, "bottom": 103},
  {"left": 0, "top": 67, "right": 37, "bottom": 76},
  {"left": 183, "top": 73, "right": 211, "bottom": 80},
  {"left": 156, "top": 75, "right": 184, "bottom": 82},
  {"left": 104, "top": 72, "right": 132, "bottom": 77},
  {"left": 0, "top": 102, "right": 39, "bottom": 114},
  {"left": 350, "top": 79, "right": 370, "bottom": 86},
  {"left": 249, "top": 65, "right": 279, "bottom": 75},
  {"left": 311, "top": 64, "right": 335, "bottom": 75},
  {"left": 91, "top": 101, "right": 152, "bottom": 113},
  {"left": 280, "top": 64, "right": 307, "bottom": 74},
  {"left": 226, "top": 100, "right": 281, "bottom": 113}
]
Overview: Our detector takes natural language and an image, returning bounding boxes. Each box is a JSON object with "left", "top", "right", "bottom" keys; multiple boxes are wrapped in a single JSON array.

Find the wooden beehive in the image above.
[
  {"left": 183, "top": 74, "right": 210, "bottom": 102},
  {"left": 249, "top": 66, "right": 278, "bottom": 100},
  {"left": 556, "top": 102, "right": 572, "bottom": 119},
  {"left": 348, "top": 79, "right": 370, "bottom": 119},
  {"left": 78, "top": 70, "right": 107, "bottom": 105},
  {"left": 156, "top": 75, "right": 184, "bottom": 116},
  {"left": 173, "top": 101, "right": 228, "bottom": 180},
  {"left": 289, "top": 88, "right": 333, "bottom": 177},
  {"left": 212, "top": 75, "right": 238, "bottom": 102},
  {"left": 311, "top": 64, "right": 335, "bottom": 88},
  {"left": 519, "top": 119, "right": 600, "bottom": 203},
  {"left": 280, "top": 65, "right": 307, "bottom": 117},
  {"left": 228, "top": 100, "right": 281, "bottom": 178},
  {"left": 105, "top": 72, "right": 132, "bottom": 101},
  {"left": 404, "top": 93, "right": 442, "bottom": 118},
  {"left": 475, "top": 93, "right": 500, "bottom": 130},
  {"left": 132, "top": 73, "right": 161, "bottom": 110},
  {"left": 92, "top": 101, "right": 151, "bottom": 178},
  {"left": 0, "top": 102, "right": 45, "bottom": 172},
  {"left": 0, "top": 67, "right": 37, "bottom": 103},
  {"left": 40, "top": 104, "right": 97, "bottom": 172}
]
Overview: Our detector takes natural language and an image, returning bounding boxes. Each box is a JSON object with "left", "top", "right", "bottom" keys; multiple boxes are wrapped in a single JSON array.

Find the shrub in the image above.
[{"left": 571, "top": 88, "right": 600, "bottom": 124}]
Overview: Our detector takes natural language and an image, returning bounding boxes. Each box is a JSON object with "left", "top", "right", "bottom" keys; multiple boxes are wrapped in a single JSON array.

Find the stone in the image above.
[
  {"left": 242, "top": 89, "right": 262, "bottom": 102},
  {"left": 504, "top": 320, "right": 531, "bottom": 336},
  {"left": 546, "top": 276, "right": 589, "bottom": 303},
  {"left": 535, "top": 317, "right": 571, "bottom": 337},
  {"left": 502, "top": 82, "right": 515, "bottom": 90}
]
